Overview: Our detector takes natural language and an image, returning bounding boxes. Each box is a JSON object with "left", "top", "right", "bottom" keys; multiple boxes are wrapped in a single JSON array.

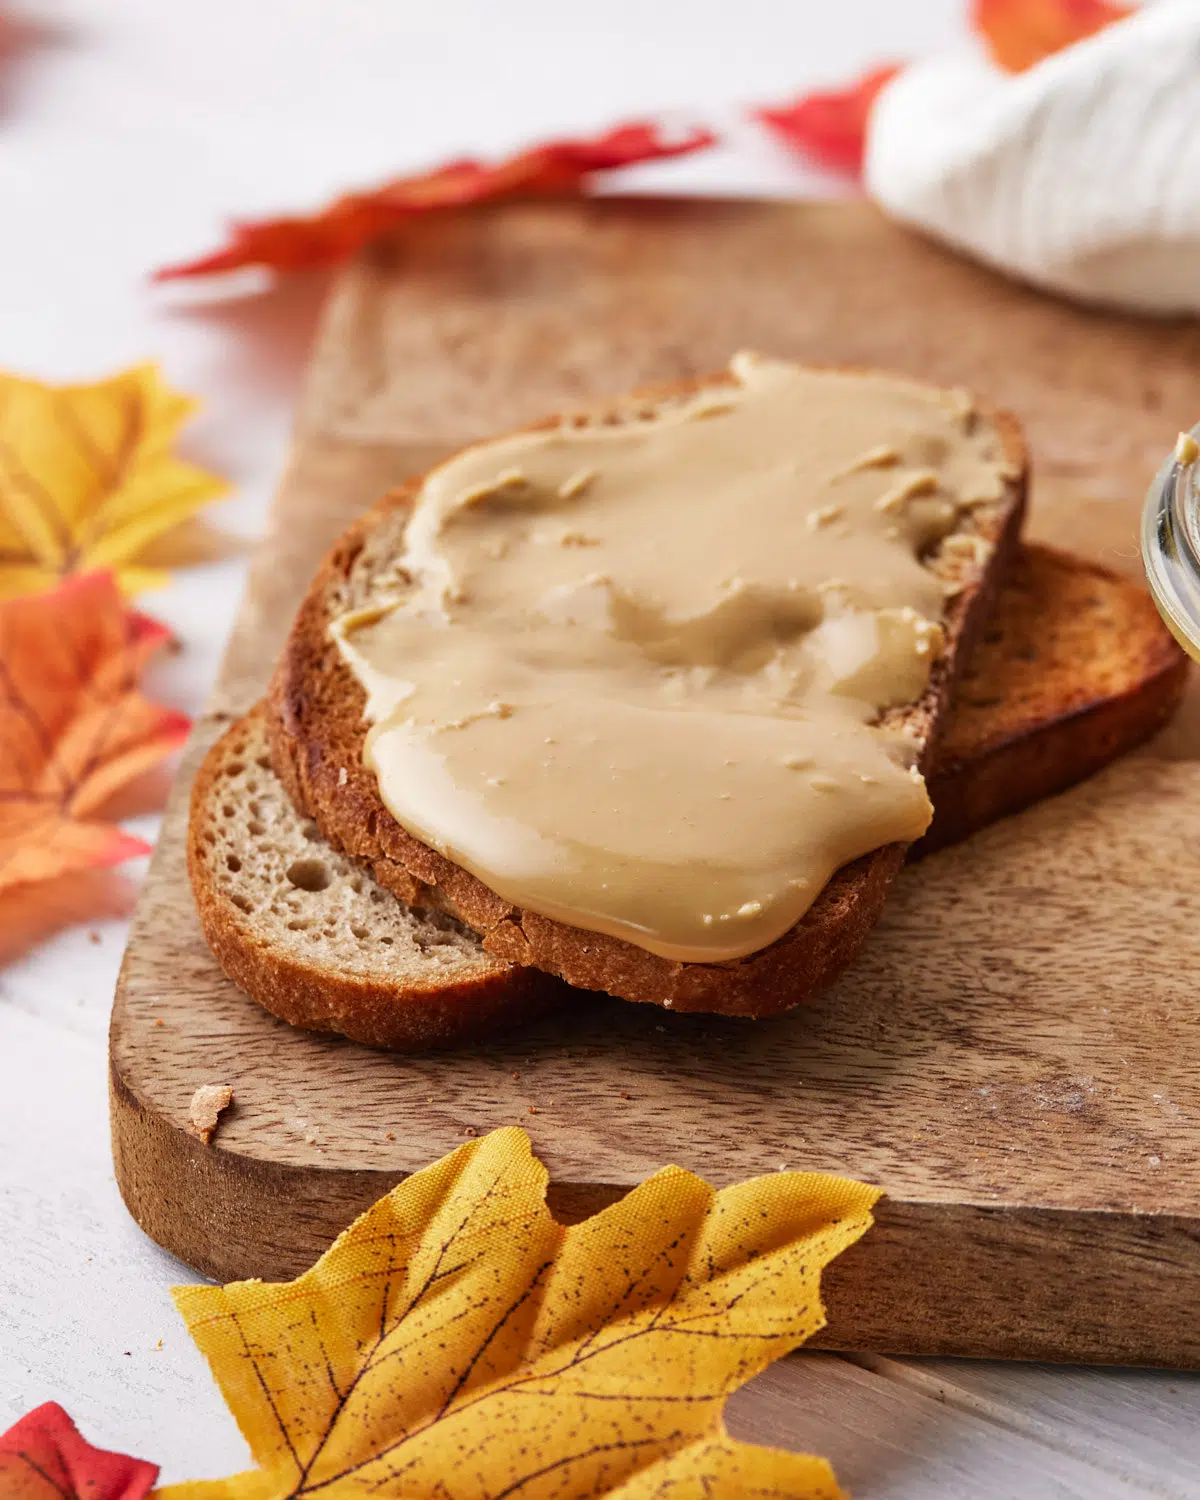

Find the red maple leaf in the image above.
[
  {"left": 753, "top": 64, "right": 904, "bottom": 180},
  {"left": 155, "top": 119, "right": 717, "bottom": 280},
  {"left": 0, "top": 1403, "right": 158, "bottom": 1500},
  {"left": 973, "top": 0, "right": 1135, "bottom": 72}
]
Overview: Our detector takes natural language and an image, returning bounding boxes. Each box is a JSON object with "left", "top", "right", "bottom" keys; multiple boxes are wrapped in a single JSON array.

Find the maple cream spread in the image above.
[{"left": 331, "top": 354, "right": 1012, "bottom": 963}]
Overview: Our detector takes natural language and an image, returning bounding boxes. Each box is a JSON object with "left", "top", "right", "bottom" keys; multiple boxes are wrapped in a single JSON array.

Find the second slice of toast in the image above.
[{"left": 918, "top": 544, "right": 1188, "bottom": 854}]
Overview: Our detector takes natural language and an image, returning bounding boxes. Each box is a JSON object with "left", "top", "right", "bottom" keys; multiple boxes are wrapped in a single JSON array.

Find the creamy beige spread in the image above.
[{"left": 331, "top": 353, "right": 1012, "bottom": 963}]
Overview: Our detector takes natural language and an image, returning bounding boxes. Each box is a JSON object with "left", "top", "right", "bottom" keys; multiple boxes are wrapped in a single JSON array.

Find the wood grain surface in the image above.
[{"left": 110, "top": 199, "right": 1200, "bottom": 1368}]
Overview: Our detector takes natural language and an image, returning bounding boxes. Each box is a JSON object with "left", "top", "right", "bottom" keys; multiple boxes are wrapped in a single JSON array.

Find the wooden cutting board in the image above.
[{"left": 110, "top": 199, "right": 1200, "bottom": 1369}]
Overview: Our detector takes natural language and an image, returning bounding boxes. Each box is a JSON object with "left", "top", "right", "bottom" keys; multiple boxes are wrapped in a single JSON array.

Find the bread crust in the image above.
[
  {"left": 188, "top": 706, "right": 560, "bottom": 1049},
  {"left": 267, "top": 369, "right": 1028, "bottom": 1017}
]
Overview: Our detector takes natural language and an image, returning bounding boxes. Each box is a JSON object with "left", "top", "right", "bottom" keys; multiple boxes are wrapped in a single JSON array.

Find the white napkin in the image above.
[{"left": 864, "top": 1, "right": 1200, "bottom": 314}]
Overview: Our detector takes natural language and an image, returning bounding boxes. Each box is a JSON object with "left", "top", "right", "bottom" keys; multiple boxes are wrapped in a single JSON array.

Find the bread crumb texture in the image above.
[
  {"left": 193, "top": 712, "right": 491, "bottom": 978},
  {"left": 188, "top": 1083, "right": 233, "bottom": 1144}
]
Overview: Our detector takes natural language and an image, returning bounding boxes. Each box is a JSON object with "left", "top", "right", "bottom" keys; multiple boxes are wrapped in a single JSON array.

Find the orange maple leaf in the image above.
[
  {"left": 753, "top": 64, "right": 904, "bottom": 180},
  {"left": 0, "top": 868, "right": 138, "bottom": 966},
  {"left": 0, "top": 571, "right": 189, "bottom": 894},
  {"left": 155, "top": 120, "right": 717, "bottom": 280},
  {"left": 973, "top": 0, "right": 1134, "bottom": 72}
]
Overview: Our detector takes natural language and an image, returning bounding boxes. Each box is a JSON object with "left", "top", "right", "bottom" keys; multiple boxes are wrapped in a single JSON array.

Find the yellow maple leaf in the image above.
[
  {"left": 0, "top": 363, "right": 228, "bottom": 599},
  {"left": 163, "top": 1127, "right": 877, "bottom": 1500}
]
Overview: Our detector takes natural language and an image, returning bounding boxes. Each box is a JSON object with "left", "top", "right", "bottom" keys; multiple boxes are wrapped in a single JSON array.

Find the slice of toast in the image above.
[
  {"left": 919, "top": 543, "right": 1188, "bottom": 855},
  {"left": 193, "top": 546, "right": 1186, "bottom": 1048},
  {"left": 187, "top": 705, "right": 560, "bottom": 1049},
  {"left": 267, "top": 368, "right": 1028, "bottom": 1019}
]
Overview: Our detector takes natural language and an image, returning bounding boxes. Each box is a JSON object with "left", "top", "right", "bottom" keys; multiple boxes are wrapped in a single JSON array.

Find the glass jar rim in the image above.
[{"left": 1141, "top": 422, "right": 1200, "bottom": 657}]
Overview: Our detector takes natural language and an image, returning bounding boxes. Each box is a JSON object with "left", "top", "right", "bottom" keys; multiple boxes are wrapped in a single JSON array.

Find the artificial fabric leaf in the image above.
[
  {"left": 154, "top": 120, "right": 717, "bottom": 280},
  {"left": 606, "top": 1434, "right": 841, "bottom": 1497},
  {"left": 0, "top": 363, "right": 229, "bottom": 599},
  {"left": 753, "top": 64, "right": 903, "bottom": 179},
  {"left": 163, "top": 1126, "right": 877, "bottom": 1500},
  {"left": 0, "top": 868, "right": 137, "bottom": 966},
  {"left": 0, "top": 1402, "right": 158, "bottom": 1500},
  {"left": 973, "top": 0, "right": 1134, "bottom": 71},
  {"left": 0, "top": 571, "right": 189, "bottom": 894}
]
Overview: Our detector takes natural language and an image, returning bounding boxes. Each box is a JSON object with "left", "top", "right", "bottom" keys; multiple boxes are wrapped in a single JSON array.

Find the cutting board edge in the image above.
[{"left": 110, "top": 1049, "right": 1200, "bottom": 1368}]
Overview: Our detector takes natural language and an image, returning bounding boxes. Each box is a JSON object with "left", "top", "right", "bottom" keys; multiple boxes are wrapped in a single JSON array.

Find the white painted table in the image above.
[{"left": 2, "top": 2, "right": 1198, "bottom": 1492}]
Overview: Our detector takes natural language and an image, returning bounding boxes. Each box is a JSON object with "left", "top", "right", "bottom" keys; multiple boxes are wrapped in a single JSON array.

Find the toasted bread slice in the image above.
[
  {"left": 920, "top": 543, "right": 1188, "bottom": 855},
  {"left": 267, "top": 369, "right": 1028, "bottom": 1018},
  {"left": 194, "top": 547, "right": 1184, "bottom": 1047},
  {"left": 188, "top": 705, "right": 559, "bottom": 1049}
]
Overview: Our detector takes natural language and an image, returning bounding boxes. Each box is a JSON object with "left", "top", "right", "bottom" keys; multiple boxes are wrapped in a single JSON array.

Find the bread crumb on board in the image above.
[{"left": 188, "top": 1084, "right": 233, "bottom": 1144}]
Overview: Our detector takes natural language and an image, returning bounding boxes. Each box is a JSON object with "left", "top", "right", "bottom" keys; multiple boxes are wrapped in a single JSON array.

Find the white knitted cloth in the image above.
[{"left": 865, "top": 1, "right": 1200, "bottom": 314}]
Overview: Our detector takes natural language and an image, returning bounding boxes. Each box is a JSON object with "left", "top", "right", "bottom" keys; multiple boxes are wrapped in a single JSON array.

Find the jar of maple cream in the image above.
[{"left": 1143, "top": 425, "right": 1200, "bottom": 661}]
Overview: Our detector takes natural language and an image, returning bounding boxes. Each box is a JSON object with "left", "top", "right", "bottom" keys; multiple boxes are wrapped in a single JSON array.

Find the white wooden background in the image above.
[{"left": 2, "top": 1, "right": 1199, "bottom": 1492}]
